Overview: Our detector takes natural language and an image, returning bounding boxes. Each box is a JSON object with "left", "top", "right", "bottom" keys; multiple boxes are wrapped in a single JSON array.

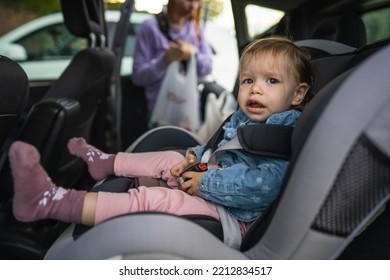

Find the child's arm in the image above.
[
  {"left": 198, "top": 110, "right": 300, "bottom": 208},
  {"left": 196, "top": 157, "right": 289, "bottom": 211}
]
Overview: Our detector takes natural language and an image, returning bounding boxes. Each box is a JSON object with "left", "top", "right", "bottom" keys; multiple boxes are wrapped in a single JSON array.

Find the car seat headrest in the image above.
[
  {"left": 60, "top": 0, "right": 104, "bottom": 42},
  {"left": 274, "top": 9, "right": 310, "bottom": 41},
  {"left": 311, "top": 14, "right": 367, "bottom": 48}
]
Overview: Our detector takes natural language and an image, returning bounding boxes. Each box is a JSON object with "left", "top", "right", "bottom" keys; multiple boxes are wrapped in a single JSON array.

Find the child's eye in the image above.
[
  {"left": 266, "top": 78, "right": 278, "bottom": 84},
  {"left": 242, "top": 78, "right": 253, "bottom": 84}
]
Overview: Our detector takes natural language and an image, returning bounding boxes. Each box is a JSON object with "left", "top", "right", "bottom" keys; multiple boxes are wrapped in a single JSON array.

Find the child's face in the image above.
[{"left": 238, "top": 53, "right": 308, "bottom": 122}]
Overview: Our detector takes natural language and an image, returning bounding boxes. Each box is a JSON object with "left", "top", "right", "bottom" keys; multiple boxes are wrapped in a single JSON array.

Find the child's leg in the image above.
[
  {"left": 94, "top": 186, "right": 220, "bottom": 224},
  {"left": 114, "top": 151, "right": 185, "bottom": 188},
  {"left": 68, "top": 137, "right": 185, "bottom": 187},
  {"left": 67, "top": 137, "right": 116, "bottom": 181},
  {"left": 9, "top": 141, "right": 218, "bottom": 227},
  {"left": 9, "top": 141, "right": 86, "bottom": 224}
]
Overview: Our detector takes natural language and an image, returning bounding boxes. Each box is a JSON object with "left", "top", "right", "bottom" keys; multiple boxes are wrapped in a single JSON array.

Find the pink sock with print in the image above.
[
  {"left": 9, "top": 141, "right": 86, "bottom": 223},
  {"left": 67, "top": 137, "right": 116, "bottom": 181}
]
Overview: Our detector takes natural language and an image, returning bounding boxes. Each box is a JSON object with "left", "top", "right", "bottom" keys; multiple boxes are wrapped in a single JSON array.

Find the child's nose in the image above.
[{"left": 250, "top": 81, "right": 263, "bottom": 95}]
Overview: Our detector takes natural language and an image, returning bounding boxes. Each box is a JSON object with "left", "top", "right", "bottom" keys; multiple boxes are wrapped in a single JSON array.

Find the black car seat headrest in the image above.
[
  {"left": 274, "top": 9, "right": 310, "bottom": 41},
  {"left": 60, "top": 0, "right": 105, "bottom": 46},
  {"left": 311, "top": 13, "right": 367, "bottom": 48}
]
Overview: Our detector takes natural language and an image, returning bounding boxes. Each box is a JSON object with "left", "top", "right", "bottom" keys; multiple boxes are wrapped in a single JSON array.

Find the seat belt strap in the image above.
[
  {"left": 207, "top": 124, "right": 293, "bottom": 167},
  {"left": 155, "top": 12, "right": 188, "bottom": 70},
  {"left": 155, "top": 12, "right": 174, "bottom": 41},
  {"left": 206, "top": 136, "right": 240, "bottom": 167}
]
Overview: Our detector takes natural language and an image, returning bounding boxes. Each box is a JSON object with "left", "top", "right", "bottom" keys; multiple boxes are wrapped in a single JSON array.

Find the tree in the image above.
[
  {"left": 0, "top": 0, "right": 61, "bottom": 15},
  {"left": 203, "top": 0, "right": 224, "bottom": 19},
  {"left": 0, "top": 0, "right": 61, "bottom": 34}
]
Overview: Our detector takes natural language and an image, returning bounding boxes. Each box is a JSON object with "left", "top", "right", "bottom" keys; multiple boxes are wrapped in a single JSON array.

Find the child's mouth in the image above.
[{"left": 246, "top": 100, "right": 265, "bottom": 112}]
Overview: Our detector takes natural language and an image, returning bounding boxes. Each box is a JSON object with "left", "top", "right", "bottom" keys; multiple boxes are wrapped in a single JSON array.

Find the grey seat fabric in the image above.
[
  {"left": 126, "top": 125, "right": 203, "bottom": 153},
  {"left": 45, "top": 42, "right": 390, "bottom": 259}
]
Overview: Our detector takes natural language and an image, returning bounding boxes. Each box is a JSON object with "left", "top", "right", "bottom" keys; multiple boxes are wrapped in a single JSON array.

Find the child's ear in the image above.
[{"left": 292, "top": 83, "right": 309, "bottom": 106}]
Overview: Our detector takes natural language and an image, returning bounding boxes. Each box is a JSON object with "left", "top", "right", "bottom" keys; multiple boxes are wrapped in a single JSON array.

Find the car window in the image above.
[
  {"left": 107, "top": 21, "right": 136, "bottom": 58},
  {"left": 14, "top": 23, "right": 87, "bottom": 61},
  {"left": 245, "top": 4, "right": 284, "bottom": 39},
  {"left": 107, "top": 19, "right": 146, "bottom": 57},
  {"left": 362, "top": 6, "right": 390, "bottom": 44},
  {"left": 106, "top": 10, "right": 154, "bottom": 55},
  {"left": 124, "top": 19, "right": 151, "bottom": 56},
  {"left": 0, "top": 5, "right": 236, "bottom": 89}
]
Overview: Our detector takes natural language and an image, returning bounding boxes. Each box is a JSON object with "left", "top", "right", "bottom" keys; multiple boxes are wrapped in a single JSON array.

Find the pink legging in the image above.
[{"left": 94, "top": 151, "right": 220, "bottom": 224}]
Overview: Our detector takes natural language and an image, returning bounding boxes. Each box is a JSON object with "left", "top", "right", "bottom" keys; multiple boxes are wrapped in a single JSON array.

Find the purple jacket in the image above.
[{"left": 131, "top": 15, "right": 213, "bottom": 111}]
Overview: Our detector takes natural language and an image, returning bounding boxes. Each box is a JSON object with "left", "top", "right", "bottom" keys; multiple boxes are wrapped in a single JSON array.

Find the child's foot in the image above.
[
  {"left": 9, "top": 141, "right": 85, "bottom": 223},
  {"left": 67, "top": 137, "right": 115, "bottom": 181}
]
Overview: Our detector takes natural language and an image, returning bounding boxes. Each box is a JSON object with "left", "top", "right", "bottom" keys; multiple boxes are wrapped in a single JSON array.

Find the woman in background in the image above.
[{"left": 131, "top": 0, "right": 213, "bottom": 113}]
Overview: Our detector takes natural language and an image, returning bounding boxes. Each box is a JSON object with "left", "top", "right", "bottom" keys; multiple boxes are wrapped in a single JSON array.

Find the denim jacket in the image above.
[{"left": 189, "top": 109, "right": 301, "bottom": 222}]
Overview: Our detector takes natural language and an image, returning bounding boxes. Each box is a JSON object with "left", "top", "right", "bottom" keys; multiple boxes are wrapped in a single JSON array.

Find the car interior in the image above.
[
  {"left": 0, "top": 0, "right": 116, "bottom": 259},
  {"left": 0, "top": 0, "right": 389, "bottom": 259}
]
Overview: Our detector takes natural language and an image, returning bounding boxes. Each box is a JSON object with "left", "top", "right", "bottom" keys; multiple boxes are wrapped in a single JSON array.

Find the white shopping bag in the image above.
[
  {"left": 150, "top": 54, "right": 200, "bottom": 132},
  {"left": 196, "top": 90, "right": 237, "bottom": 142}
]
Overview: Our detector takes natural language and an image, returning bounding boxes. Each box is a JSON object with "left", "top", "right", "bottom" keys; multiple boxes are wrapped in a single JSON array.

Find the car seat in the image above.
[
  {"left": 0, "top": 0, "right": 116, "bottom": 260},
  {"left": 275, "top": 12, "right": 366, "bottom": 49},
  {"left": 274, "top": 9, "right": 310, "bottom": 41},
  {"left": 0, "top": 56, "right": 29, "bottom": 150},
  {"left": 0, "top": 55, "right": 29, "bottom": 220},
  {"left": 274, "top": 12, "right": 366, "bottom": 60},
  {"left": 4, "top": 0, "right": 115, "bottom": 189},
  {"left": 236, "top": 12, "right": 368, "bottom": 100},
  {"left": 44, "top": 41, "right": 390, "bottom": 259},
  {"left": 0, "top": 55, "right": 29, "bottom": 189},
  {"left": 310, "top": 13, "right": 367, "bottom": 49}
]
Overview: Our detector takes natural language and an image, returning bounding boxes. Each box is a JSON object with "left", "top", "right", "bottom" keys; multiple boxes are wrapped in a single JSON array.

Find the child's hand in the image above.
[
  {"left": 178, "top": 171, "right": 204, "bottom": 196},
  {"left": 170, "top": 159, "right": 188, "bottom": 177},
  {"left": 170, "top": 152, "right": 196, "bottom": 177}
]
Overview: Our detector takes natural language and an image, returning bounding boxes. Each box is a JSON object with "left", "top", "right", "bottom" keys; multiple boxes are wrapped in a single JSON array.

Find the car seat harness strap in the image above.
[{"left": 204, "top": 121, "right": 293, "bottom": 166}]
